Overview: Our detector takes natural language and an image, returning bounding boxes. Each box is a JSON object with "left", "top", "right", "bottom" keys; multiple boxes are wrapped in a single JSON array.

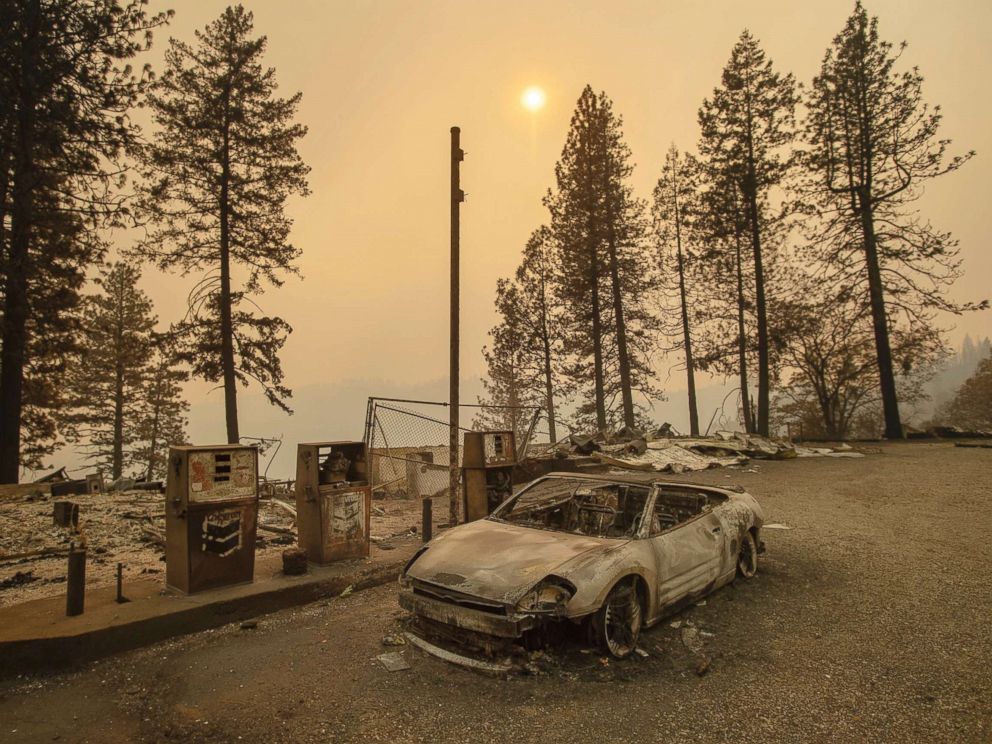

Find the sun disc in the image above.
[{"left": 521, "top": 86, "right": 546, "bottom": 112}]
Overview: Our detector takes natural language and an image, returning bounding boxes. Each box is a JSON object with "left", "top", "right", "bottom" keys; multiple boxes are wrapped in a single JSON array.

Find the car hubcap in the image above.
[
  {"left": 739, "top": 537, "right": 757, "bottom": 577},
  {"left": 604, "top": 590, "right": 641, "bottom": 656}
]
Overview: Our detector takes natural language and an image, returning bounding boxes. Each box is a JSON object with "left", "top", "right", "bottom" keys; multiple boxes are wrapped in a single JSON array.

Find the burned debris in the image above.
[
  {"left": 0, "top": 472, "right": 296, "bottom": 608},
  {"left": 0, "top": 434, "right": 424, "bottom": 608}
]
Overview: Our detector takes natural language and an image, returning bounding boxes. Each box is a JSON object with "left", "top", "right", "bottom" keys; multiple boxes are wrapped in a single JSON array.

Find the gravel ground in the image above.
[{"left": 0, "top": 441, "right": 989, "bottom": 743}]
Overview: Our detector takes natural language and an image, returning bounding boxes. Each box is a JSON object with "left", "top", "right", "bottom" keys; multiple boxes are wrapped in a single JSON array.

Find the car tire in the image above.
[
  {"left": 737, "top": 531, "right": 758, "bottom": 579},
  {"left": 593, "top": 580, "right": 642, "bottom": 658}
]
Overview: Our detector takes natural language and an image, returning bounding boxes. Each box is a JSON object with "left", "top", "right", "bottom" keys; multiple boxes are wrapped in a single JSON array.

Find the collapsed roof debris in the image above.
[
  {"left": 548, "top": 430, "right": 865, "bottom": 474},
  {"left": 594, "top": 440, "right": 746, "bottom": 473},
  {"left": 33, "top": 468, "right": 70, "bottom": 484}
]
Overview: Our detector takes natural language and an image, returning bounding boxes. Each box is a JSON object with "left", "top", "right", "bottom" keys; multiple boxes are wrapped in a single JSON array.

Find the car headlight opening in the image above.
[{"left": 517, "top": 578, "right": 575, "bottom": 615}]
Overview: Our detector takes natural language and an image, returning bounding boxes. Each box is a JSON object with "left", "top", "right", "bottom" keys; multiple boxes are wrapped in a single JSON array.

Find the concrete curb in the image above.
[{"left": 0, "top": 545, "right": 416, "bottom": 677}]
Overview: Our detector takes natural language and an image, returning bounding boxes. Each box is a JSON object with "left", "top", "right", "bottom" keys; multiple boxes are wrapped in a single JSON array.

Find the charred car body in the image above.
[{"left": 399, "top": 472, "right": 765, "bottom": 657}]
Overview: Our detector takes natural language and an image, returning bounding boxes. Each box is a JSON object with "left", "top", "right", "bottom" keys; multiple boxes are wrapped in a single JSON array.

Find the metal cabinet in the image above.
[
  {"left": 462, "top": 431, "right": 516, "bottom": 522},
  {"left": 165, "top": 445, "right": 259, "bottom": 594},
  {"left": 295, "top": 441, "right": 371, "bottom": 564}
]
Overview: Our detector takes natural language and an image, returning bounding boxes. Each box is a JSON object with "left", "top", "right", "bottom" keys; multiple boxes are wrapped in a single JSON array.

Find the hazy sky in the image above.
[{"left": 94, "top": 0, "right": 990, "bottom": 477}]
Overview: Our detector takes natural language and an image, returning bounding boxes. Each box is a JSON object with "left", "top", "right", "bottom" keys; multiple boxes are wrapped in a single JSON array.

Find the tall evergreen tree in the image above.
[
  {"left": 598, "top": 94, "right": 652, "bottom": 432},
  {"left": 475, "top": 280, "right": 536, "bottom": 443},
  {"left": 690, "top": 171, "right": 759, "bottom": 433},
  {"left": 548, "top": 86, "right": 659, "bottom": 434},
  {"left": 64, "top": 262, "right": 157, "bottom": 479},
  {"left": 940, "top": 353, "right": 992, "bottom": 431},
  {"left": 136, "top": 4, "right": 310, "bottom": 443},
  {"left": 697, "top": 30, "right": 798, "bottom": 436},
  {"left": 132, "top": 340, "right": 189, "bottom": 480},
  {"left": 547, "top": 87, "right": 608, "bottom": 431},
  {"left": 477, "top": 227, "right": 568, "bottom": 443},
  {"left": 513, "top": 227, "right": 566, "bottom": 443},
  {"left": 2, "top": 200, "right": 98, "bottom": 471},
  {"left": 653, "top": 146, "right": 701, "bottom": 436},
  {"left": 802, "top": 2, "right": 978, "bottom": 439},
  {"left": 0, "top": 0, "right": 168, "bottom": 482}
]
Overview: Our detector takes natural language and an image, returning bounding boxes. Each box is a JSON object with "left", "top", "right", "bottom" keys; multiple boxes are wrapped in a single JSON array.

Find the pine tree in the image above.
[
  {"left": 476, "top": 227, "right": 568, "bottom": 443},
  {"left": 0, "top": 0, "right": 169, "bottom": 482},
  {"left": 697, "top": 30, "right": 798, "bottom": 436},
  {"left": 512, "top": 227, "right": 566, "bottom": 442},
  {"left": 548, "top": 86, "right": 659, "bottom": 434},
  {"left": 2, "top": 198, "right": 98, "bottom": 471},
  {"left": 653, "top": 146, "right": 701, "bottom": 436},
  {"left": 802, "top": 2, "right": 978, "bottom": 439},
  {"left": 474, "top": 280, "right": 537, "bottom": 442},
  {"left": 599, "top": 94, "right": 652, "bottom": 432},
  {"left": 63, "top": 262, "right": 157, "bottom": 479},
  {"left": 132, "top": 340, "right": 189, "bottom": 480},
  {"left": 942, "top": 354, "right": 992, "bottom": 431},
  {"left": 547, "top": 87, "right": 608, "bottom": 432},
  {"left": 136, "top": 4, "right": 309, "bottom": 443},
  {"left": 690, "top": 169, "right": 759, "bottom": 433}
]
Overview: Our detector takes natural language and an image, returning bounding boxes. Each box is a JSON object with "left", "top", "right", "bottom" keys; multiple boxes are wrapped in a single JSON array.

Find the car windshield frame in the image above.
[{"left": 489, "top": 476, "right": 656, "bottom": 540}]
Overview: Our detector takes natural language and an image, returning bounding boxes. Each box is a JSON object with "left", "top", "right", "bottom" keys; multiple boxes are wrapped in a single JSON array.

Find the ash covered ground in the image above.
[
  {"left": 0, "top": 488, "right": 428, "bottom": 607},
  {"left": 1, "top": 442, "right": 989, "bottom": 743}
]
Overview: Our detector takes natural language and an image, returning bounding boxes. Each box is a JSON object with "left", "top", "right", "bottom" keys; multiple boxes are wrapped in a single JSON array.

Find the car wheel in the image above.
[
  {"left": 737, "top": 531, "right": 758, "bottom": 579},
  {"left": 594, "top": 581, "right": 642, "bottom": 658}
]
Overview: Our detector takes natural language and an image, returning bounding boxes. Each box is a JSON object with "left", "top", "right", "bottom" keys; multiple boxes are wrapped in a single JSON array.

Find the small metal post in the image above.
[
  {"left": 66, "top": 544, "right": 86, "bottom": 616},
  {"left": 421, "top": 498, "right": 433, "bottom": 543},
  {"left": 116, "top": 562, "right": 129, "bottom": 603}
]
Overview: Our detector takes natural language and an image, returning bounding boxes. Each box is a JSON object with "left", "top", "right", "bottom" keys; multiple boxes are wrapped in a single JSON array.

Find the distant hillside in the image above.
[{"left": 920, "top": 335, "right": 992, "bottom": 419}]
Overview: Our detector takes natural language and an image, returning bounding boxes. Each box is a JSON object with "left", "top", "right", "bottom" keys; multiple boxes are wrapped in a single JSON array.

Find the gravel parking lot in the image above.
[{"left": 1, "top": 441, "right": 989, "bottom": 744}]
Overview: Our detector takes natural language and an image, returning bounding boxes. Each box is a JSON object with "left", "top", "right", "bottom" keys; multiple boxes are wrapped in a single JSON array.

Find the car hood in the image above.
[{"left": 406, "top": 519, "right": 621, "bottom": 605}]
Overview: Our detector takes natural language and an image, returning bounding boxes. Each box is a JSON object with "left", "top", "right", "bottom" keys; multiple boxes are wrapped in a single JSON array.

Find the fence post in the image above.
[
  {"left": 66, "top": 544, "right": 86, "bottom": 616},
  {"left": 422, "top": 498, "right": 433, "bottom": 542}
]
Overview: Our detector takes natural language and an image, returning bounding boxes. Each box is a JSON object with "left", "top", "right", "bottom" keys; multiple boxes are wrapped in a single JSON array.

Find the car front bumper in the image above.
[{"left": 398, "top": 589, "right": 539, "bottom": 639}]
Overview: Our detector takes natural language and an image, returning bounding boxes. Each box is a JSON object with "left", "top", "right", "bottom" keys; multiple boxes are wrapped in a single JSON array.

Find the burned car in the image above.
[{"left": 399, "top": 472, "right": 764, "bottom": 658}]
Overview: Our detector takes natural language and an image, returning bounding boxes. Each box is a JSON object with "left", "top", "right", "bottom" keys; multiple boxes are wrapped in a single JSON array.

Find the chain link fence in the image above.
[{"left": 363, "top": 397, "right": 545, "bottom": 498}]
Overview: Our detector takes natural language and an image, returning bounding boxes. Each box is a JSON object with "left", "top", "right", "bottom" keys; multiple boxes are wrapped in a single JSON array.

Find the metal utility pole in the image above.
[{"left": 449, "top": 126, "right": 464, "bottom": 526}]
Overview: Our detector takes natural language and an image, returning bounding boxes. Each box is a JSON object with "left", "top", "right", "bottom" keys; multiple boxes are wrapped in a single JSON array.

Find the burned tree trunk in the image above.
[
  {"left": 671, "top": 183, "right": 700, "bottom": 437},
  {"left": 859, "top": 196, "right": 902, "bottom": 439},
  {"left": 218, "top": 100, "right": 240, "bottom": 445},
  {"left": 0, "top": 0, "right": 40, "bottom": 483},
  {"left": 589, "top": 259, "right": 607, "bottom": 433},
  {"left": 588, "top": 215, "right": 607, "bottom": 434},
  {"left": 145, "top": 390, "right": 161, "bottom": 482},
  {"left": 605, "top": 218, "right": 636, "bottom": 431},
  {"left": 112, "top": 329, "right": 125, "bottom": 480},
  {"left": 541, "top": 340, "right": 557, "bottom": 443},
  {"left": 733, "top": 216, "right": 754, "bottom": 434},
  {"left": 745, "top": 175, "right": 771, "bottom": 437}
]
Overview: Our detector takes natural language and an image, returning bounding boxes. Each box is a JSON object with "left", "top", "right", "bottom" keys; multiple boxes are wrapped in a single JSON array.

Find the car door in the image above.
[{"left": 647, "top": 506, "right": 726, "bottom": 611}]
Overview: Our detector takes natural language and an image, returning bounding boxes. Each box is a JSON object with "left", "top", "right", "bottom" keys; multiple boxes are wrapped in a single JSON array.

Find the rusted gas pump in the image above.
[
  {"left": 295, "top": 441, "right": 371, "bottom": 564},
  {"left": 165, "top": 444, "right": 259, "bottom": 594},
  {"left": 461, "top": 430, "right": 516, "bottom": 522}
]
